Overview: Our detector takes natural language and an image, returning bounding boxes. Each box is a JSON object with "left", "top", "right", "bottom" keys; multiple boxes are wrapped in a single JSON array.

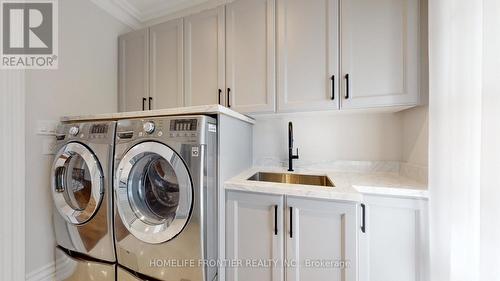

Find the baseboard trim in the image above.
[{"left": 26, "top": 262, "right": 55, "bottom": 281}]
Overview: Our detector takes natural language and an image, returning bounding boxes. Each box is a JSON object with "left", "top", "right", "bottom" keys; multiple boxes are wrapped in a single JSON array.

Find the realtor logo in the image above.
[{"left": 1, "top": 0, "right": 58, "bottom": 69}]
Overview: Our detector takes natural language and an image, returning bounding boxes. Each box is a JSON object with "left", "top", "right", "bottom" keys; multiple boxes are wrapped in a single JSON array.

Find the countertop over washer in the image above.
[{"left": 61, "top": 104, "right": 255, "bottom": 124}]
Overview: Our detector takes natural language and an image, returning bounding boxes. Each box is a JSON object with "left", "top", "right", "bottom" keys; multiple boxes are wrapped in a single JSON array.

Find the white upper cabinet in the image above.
[
  {"left": 341, "top": 0, "right": 420, "bottom": 109},
  {"left": 118, "top": 0, "right": 423, "bottom": 113},
  {"left": 184, "top": 6, "right": 225, "bottom": 107},
  {"left": 226, "top": 0, "right": 276, "bottom": 113},
  {"left": 149, "top": 19, "right": 184, "bottom": 109},
  {"left": 286, "top": 197, "right": 358, "bottom": 281},
  {"left": 277, "top": 0, "right": 339, "bottom": 112},
  {"left": 118, "top": 29, "right": 149, "bottom": 112},
  {"left": 226, "top": 191, "right": 284, "bottom": 281}
]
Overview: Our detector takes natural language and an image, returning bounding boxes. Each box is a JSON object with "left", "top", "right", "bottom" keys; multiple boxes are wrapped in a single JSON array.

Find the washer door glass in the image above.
[
  {"left": 52, "top": 142, "right": 104, "bottom": 225},
  {"left": 115, "top": 141, "right": 193, "bottom": 244}
]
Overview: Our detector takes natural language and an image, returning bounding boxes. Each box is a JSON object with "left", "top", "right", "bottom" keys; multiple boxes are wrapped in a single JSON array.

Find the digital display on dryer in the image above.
[
  {"left": 170, "top": 119, "right": 197, "bottom": 131},
  {"left": 90, "top": 124, "right": 108, "bottom": 134}
]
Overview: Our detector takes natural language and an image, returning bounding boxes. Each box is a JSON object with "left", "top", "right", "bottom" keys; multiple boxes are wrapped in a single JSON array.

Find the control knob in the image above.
[
  {"left": 69, "top": 126, "right": 79, "bottom": 136},
  {"left": 143, "top": 121, "right": 155, "bottom": 134}
]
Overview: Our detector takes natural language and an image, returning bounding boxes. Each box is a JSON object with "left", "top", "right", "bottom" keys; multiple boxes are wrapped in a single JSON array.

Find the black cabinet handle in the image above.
[
  {"left": 227, "top": 88, "right": 231, "bottom": 108},
  {"left": 148, "top": 97, "right": 152, "bottom": 110},
  {"left": 361, "top": 203, "right": 366, "bottom": 233},
  {"left": 218, "top": 89, "right": 222, "bottom": 105},
  {"left": 331, "top": 75, "right": 335, "bottom": 100},
  {"left": 274, "top": 205, "right": 278, "bottom": 235},
  {"left": 289, "top": 207, "right": 293, "bottom": 238},
  {"left": 345, "top": 74, "right": 350, "bottom": 99},
  {"left": 142, "top": 97, "right": 146, "bottom": 111}
]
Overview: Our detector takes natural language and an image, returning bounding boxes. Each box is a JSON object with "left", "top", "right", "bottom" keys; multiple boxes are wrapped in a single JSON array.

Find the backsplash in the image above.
[{"left": 252, "top": 108, "right": 429, "bottom": 184}]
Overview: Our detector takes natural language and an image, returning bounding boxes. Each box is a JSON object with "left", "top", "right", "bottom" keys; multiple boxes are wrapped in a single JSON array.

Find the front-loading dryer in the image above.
[
  {"left": 114, "top": 116, "right": 218, "bottom": 281},
  {"left": 51, "top": 121, "right": 116, "bottom": 279}
]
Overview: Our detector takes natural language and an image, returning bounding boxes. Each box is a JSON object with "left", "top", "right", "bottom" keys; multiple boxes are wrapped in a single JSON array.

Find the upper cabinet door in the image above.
[
  {"left": 184, "top": 6, "right": 225, "bottom": 107},
  {"left": 149, "top": 19, "right": 184, "bottom": 110},
  {"left": 118, "top": 29, "right": 149, "bottom": 112},
  {"left": 286, "top": 197, "right": 358, "bottom": 281},
  {"left": 277, "top": 0, "right": 339, "bottom": 112},
  {"left": 341, "top": 0, "right": 420, "bottom": 109},
  {"left": 226, "top": 0, "right": 276, "bottom": 113}
]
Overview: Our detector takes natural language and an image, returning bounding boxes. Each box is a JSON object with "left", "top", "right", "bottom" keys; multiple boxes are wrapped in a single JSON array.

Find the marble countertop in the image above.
[
  {"left": 225, "top": 167, "right": 429, "bottom": 202},
  {"left": 61, "top": 104, "right": 255, "bottom": 124}
]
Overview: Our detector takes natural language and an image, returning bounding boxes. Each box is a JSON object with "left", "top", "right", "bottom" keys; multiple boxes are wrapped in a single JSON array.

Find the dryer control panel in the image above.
[{"left": 116, "top": 115, "right": 216, "bottom": 145}]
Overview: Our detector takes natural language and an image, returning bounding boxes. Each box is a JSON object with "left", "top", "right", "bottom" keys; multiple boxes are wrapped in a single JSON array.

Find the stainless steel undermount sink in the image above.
[{"left": 247, "top": 172, "right": 334, "bottom": 187}]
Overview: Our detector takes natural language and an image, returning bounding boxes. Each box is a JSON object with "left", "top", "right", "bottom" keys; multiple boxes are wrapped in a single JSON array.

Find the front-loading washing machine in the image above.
[
  {"left": 51, "top": 121, "right": 116, "bottom": 280},
  {"left": 114, "top": 115, "right": 218, "bottom": 281}
]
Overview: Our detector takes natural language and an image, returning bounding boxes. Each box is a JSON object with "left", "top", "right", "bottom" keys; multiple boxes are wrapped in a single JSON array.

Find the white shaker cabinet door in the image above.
[
  {"left": 359, "top": 195, "right": 429, "bottom": 281},
  {"left": 184, "top": 6, "right": 225, "bottom": 107},
  {"left": 277, "top": 0, "right": 339, "bottom": 112},
  {"left": 341, "top": 0, "right": 421, "bottom": 109},
  {"left": 149, "top": 18, "right": 184, "bottom": 110},
  {"left": 118, "top": 29, "right": 149, "bottom": 112},
  {"left": 226, "top": 191, "right": 284, "bottom": 281},
  {"left": 286, "top": 196, "right": 358, "bottom": 281},
  {"left": 226, "top": 0, "right": 276, "bottom": 113}
]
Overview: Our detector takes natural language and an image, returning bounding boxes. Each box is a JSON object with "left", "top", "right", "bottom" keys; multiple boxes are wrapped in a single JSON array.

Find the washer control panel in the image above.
[{"left": 55, "top": 122, "right": 116, "bottom": 143}]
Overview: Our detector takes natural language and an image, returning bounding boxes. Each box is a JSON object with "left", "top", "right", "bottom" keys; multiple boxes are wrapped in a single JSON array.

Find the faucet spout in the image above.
[{"left": 288, "top": 122, "right": 299, "bottom": 171}]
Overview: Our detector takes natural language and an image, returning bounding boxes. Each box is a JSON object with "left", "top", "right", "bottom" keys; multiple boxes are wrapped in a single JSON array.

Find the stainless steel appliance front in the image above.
[
  {"left": 55, "top": 247, "right": 116, "bottom": 281},
  {"left": 51, "top": 121, "right": 116, "bottom": 263},
  {"left": 114, "top": 116, "right": 218, "bottom": 281}
]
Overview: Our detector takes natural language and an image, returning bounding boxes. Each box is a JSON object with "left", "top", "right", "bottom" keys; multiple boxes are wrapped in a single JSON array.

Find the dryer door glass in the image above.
[
  {"left": 115, "top": 141, "right": 193, "bottom": 244},
  {"left": 52, "top": 142, "right": 104, "bottom": 225},
  {"left": 128, "top": 155, "right": 180, "bottom": 225}
]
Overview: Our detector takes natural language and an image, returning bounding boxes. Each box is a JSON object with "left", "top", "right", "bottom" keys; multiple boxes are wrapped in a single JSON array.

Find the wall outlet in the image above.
[{"left": 36, "top": 120, "right": 58, "bottom": 136}]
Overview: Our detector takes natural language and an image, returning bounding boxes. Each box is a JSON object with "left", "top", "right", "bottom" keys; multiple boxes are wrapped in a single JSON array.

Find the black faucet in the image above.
[{"left": 288, "top": 122, "right": 299, "bottom": 171}]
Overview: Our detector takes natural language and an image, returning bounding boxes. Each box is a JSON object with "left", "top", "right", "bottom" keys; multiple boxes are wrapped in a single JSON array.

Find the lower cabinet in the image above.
[
  {"left": 286, "top": 197, "right": 358, "bottom": 281},
  {"left": 226, "top": 190, "right": 358, "bottom": 281},
  {"left": 226, "top": 191, "right": 284, "bottom": 281},
  {"left": 359, "top": 195, "right": 429, "bottom": 281}
]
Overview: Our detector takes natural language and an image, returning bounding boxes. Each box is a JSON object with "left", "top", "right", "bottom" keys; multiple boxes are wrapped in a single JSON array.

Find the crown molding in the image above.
[
  {"left": 91, "top": 0, "right": 218, "bottom": 29},
  {"left": 90, "top": 0, "right": 143, "bottom": 29},
  {"left": 140, "top": 0, "right": 212, "bottom": 22}
]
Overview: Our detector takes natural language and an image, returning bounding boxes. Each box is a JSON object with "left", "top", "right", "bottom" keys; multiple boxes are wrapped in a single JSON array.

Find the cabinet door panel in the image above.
[
  {"left": 226, "top": 191, "right": 284, "bottom": 281},
  {"left": 277, "top": 0, "right": 339, "bottom": 112},
  {"left": 118, "top": 29, "right": 149, "bottom": 112},
  {"left": 184, "top": 6, "right": 225, "bottom": 107},
  {"left": 226, "top": 0, "right": 275, "bottom": 113},
  {"left": 149, "top": 19, "right": 184, "bottom": 109},
  {"left": 341, "top": 0, "right": 420, "bottom": 108},
  {"left": 286, "top": 197, "right": 357, "bottom": 281},
  {"left": 359, "top": 195, "right": 429, "bottom": 281}
]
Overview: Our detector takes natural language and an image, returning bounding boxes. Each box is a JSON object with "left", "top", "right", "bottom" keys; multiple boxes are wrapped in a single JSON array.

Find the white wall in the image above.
[
  {"left": 25, "top": 0, "right": 130, "bottom": 276},
  {"left": 253, "top": 111, "right": 402, "bottom": 166},
  {"left": 401, "top": 106, "right": 429, "bottom": 166},
  {"left": 428, "top": 0, "right": 483, "bottom": 278},
  {"left": 480, "top": 0, "right": 500, "bottom": 278},
  {"left": 253, "top": 107, "right": 428, "bottom": 170}
]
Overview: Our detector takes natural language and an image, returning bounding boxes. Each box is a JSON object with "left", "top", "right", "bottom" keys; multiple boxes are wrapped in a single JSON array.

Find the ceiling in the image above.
[{"left": 91, "top": 0, "right": 212, "bottom": 29}]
